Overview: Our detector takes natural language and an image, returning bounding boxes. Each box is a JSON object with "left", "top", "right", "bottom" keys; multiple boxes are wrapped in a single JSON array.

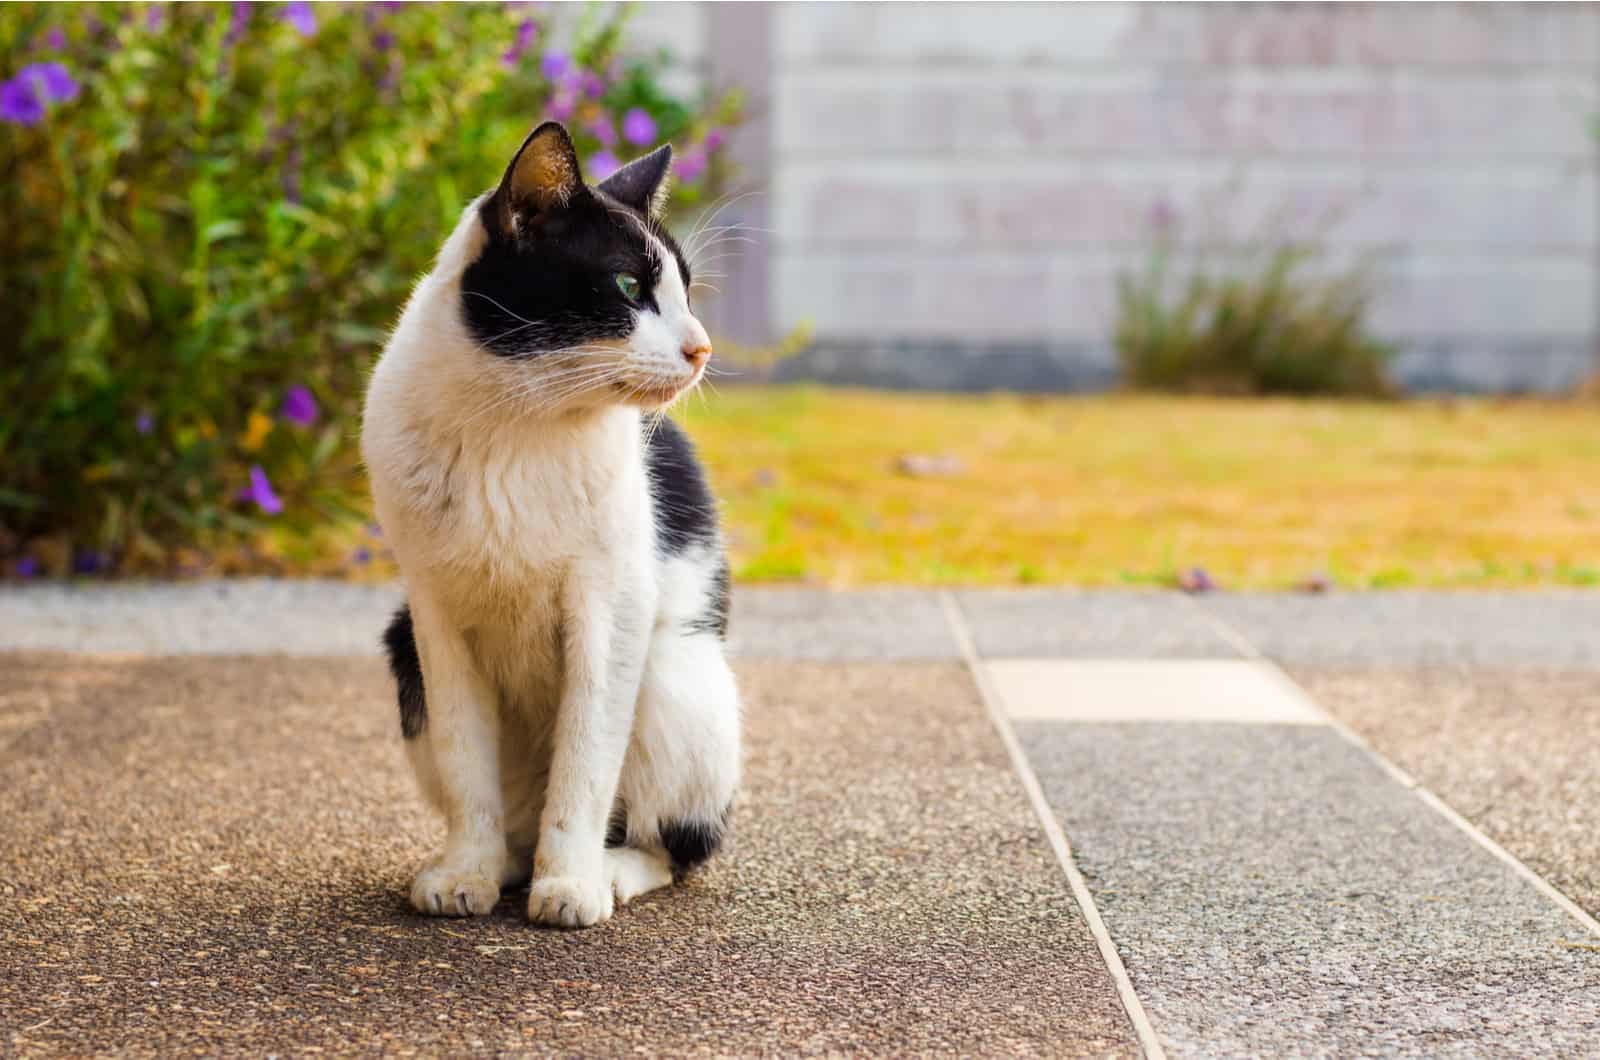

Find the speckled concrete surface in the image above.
[
  {"left": 1018, "top": 722, "right": 1600, "bottom": 1057},
  {"left": 957, "top": 591, "right": 1242, "bottom": 660},
  {"left": 0, "top": 655, "right": 1134, "bottom": 1058},
  {"left": 10, "top": 585, "right": 1598, "bottom": 669},
  {"left": 0, "top": 580, "right": 403, "bottom": 655},
  {"left": 1293, "top": 664, "right": 1600, "bottom": 922},
  {"left": 0, "top": 584, "right": 963, "bottom": 662},
  {"left": 729, "top": 589, "right": 960, "bottom": 660},
  {"left": 1197, "top": 592, "right": 1600, "bottom": 669}
]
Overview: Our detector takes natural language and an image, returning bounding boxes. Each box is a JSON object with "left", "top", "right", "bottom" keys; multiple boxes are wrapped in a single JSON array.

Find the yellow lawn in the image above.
[{"left": 667, "top": 386, "right": 1600, "bottom": 590}]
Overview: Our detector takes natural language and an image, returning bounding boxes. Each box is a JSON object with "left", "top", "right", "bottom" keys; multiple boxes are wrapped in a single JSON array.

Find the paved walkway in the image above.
[{"left": 1, "top": 584, "right": 1597, "bottom": 1056}]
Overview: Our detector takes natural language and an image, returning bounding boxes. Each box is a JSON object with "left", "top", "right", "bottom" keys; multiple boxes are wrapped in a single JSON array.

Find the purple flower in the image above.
[
  {"left": 240, "top": 465, "right": 284, "bottom": 515},
  {"left": 44, "top": 27, "right": 66, "bottom": 50},
  {"left": 675, "top": 147, "right": 707, "bottom": 184},
  {"left": 540, "top": 50, "right": 569, "bottom": 82},
  {"left": 703, "top": 127, "right": 726, "bottom": 152},
  {"left": 587, "top": 115, "right": 616, "bottom": 147},
  {"left": 365, "top": 521, "right": 383, "bottom": 538},
  {"left": 224, "top": 2, "right": 251, "bottom": 47},
  {"left": 579, "top": 70, "right": 606, "bottom": 99},
  {"left": 548, "top": 89, "right": 576, "bottom": 122},
  {"left": 352, "top": 546, "right": 372, "bottom": 566},
  {"left": 621, "top": 107, "right": 656, "bottom": 146},
  {"left": 19, "top": 62, "right": 78, "bottom": 104},
  {"left": 1177, "top": 566, "right": 1217, "bottom": 594},
  {"left": 0, "top": 78, "right": 43, "bottom": 126},
  {"left": 73, "top": 549, "right": 107, "bottom": 575},
  {"left": 281, "top": 1, "right": 316, "bottom": 37},
  {"left": 14, "top": 556, "right": 38, "bottom": 579},
  {"left": 373, "top": 28, "right": 394, "bottom": 52},
  {"left": 587, "top": 150, "right": 619, "bottom": 180},
  {"left": 280, "top": 384, "right": 318, "bottom": 427},
  {"left": 135, "top": 411, "right": 154, "bottom": 435},
  {"left": 502, "top": 18, "right": 537, "bottom": 68},
  {"left": 146, "top": 6, "right": 166, "bottom": 31}
]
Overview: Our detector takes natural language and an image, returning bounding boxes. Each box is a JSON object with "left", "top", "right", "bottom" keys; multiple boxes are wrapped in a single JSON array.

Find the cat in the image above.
[{"left": 361, "top": 121, "right": 740, "bottom": 928}]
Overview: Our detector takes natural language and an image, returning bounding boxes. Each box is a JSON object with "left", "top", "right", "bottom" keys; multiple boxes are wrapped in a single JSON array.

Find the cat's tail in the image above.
[{"left": 382, "top": 605, "right": 428, "bottom": 740}]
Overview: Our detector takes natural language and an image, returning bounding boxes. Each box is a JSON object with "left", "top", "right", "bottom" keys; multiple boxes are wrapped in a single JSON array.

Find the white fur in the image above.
[{"left": 362, "top": 197, "right": 739, "bottom": 927}]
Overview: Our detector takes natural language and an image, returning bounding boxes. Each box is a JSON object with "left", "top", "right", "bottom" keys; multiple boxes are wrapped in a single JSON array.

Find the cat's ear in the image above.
[
  {"left": 597, "top": 143, "right": 673, "bottom": 218},
  {"left": 492, "top": 122, "right": 585, "bottom": 235}
]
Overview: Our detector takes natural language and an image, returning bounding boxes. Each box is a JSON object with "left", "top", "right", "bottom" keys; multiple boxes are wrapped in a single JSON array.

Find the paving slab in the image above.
[
  {"left": 0, "top": 654, "right": 1134, "bottom": 1058},
  {"left": 0, "top": 580, "right": 403, "bottom": 655},
  {"left": 0, "top": 584, "right": 962, "bottom": 662},
  {"left": 1013, "top": 719, "right": 1600, "bottom": 1057},
  {"left": 1294, "top": 664, "right": 1600, "bottom": 923},
  {"left": 728, "top": 588, "right": 959, "bottom": 660},
  {"left": 957, "top": 590, "right": 1242, "bottom": 660},
  {"left": 988, "top": 659, "right": 1323, "bottom": 724},
  {"left": 1197, "top": 591, "right": 1600, "bottom": 669}
]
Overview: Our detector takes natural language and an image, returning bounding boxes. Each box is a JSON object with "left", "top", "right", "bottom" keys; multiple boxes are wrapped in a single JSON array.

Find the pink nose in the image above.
[{"left": 683, "top": 342, "right": 712, "bottom": 368}]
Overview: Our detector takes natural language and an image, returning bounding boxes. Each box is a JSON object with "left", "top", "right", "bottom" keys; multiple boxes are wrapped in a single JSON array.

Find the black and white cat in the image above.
[{"left": 361, "top": 122, "right": 739, "bottom": 928}]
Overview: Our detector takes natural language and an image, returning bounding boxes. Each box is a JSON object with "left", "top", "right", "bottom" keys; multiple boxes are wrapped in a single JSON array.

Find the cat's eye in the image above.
[{"left": 614, "top": 273, "right": 642, "bottom": 301}]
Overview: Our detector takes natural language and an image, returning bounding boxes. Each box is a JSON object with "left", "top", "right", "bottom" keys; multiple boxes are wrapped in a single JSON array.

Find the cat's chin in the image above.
[{"left": 618, "top": 379, "right": 695, "bottom": 410}]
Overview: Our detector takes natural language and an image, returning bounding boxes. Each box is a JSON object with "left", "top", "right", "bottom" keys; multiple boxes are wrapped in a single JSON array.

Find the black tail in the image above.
[
  {"left": 607, "top": 805, "right": 731, "bottom": 877},
  {"left": 659, "top": 810, "right": 731, "bottom": 876},
  {"left": 382, "top": 605, "right": 427, "bottom": 739}
]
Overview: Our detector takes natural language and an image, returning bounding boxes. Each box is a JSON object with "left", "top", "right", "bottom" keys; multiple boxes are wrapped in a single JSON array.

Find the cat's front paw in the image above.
[
  {"left": 410, "top": 866, "right": 501, "bottom": 917},
  {"left": 528, "top": 875, "right": 614, "bottom": 928}
]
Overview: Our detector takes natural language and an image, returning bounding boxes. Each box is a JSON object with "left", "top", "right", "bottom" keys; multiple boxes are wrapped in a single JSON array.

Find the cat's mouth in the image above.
[{"left": 618, "top": 376, "right": 698, "bottom": 408}]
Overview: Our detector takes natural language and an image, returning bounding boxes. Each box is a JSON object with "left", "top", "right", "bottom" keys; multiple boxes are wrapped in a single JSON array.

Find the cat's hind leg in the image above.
[
  {"left": 605, "top": 846, "right": 674, "bottom": 904},
  {"left": 615, "top": 627, "right": 741, "bottom": 878}
]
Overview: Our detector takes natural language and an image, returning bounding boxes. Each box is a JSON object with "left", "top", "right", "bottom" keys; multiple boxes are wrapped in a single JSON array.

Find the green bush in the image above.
[
  {"left": 1115, "top": 221, "right": 1394, "bottom": 397},
  {"left": 0, "top": 2, "right": 739, "bottom": 577}
]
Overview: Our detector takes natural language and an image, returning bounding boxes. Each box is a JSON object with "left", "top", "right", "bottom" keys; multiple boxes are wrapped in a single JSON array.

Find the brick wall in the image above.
[{"left": 662, "top": 3, "right": 1600, "bottom": 392}]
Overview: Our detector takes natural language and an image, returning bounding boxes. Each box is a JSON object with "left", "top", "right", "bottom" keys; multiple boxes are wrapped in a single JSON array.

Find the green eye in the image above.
[{"left": 614, "top": 273, "right": 641, "bottom": 301}]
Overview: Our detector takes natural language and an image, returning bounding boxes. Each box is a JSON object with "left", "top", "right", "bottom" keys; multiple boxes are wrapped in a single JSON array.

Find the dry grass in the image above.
[{"left": 667, "top": 386, "right": 1600, "bottom": 590}]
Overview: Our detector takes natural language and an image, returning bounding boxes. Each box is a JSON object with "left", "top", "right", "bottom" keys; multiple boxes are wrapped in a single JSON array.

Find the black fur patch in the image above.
[
  {"left": 383, "top": 606, "right": 427, "bottom": 740},
  {"left": 688, "top": 556, "right": 732, "bottom": 639},
  {"left": 606, "top": 804, "right": 628, "bottom": 848},
  {"left": 660, "top": 811, "right": 729, "bottom": 875},
  {"left": 643, "top": 417, "right": 720, "bottom": 556}
]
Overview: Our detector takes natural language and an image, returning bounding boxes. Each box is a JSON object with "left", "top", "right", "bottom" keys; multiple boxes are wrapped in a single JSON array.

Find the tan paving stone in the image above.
[{"left": 0, "top": 654, "right": 1134, "bottom": 1058}]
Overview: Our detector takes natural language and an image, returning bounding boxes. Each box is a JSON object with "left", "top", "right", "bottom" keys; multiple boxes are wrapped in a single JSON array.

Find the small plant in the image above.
[
  {"left": 1116, "top": 208, "right": 1394, "bottom": 396},
  {"left": 0, "top": 2, "right": 740, "bottom": 578}
]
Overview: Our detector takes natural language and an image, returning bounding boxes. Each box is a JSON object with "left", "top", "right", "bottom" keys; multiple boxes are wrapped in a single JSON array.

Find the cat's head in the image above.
[{"left": 458, "top": 121, "right": 710, "bottom": 412}]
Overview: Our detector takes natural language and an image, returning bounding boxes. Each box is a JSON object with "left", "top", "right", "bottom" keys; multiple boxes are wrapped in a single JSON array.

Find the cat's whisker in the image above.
[
  {"left": 680, "top": 190, "right": 764, "bottom": 263},
  {"left": 464, "top": 290, "right": 540, "bottom": 328}
]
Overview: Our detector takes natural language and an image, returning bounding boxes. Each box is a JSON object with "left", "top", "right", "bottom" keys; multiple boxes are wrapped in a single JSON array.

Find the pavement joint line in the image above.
[
  {"left": 939, "top": 591, "right": 1168, "bottom": 1060},
  {"left": 1184, "top": 594, "right": 1600, "bottom": 942}
]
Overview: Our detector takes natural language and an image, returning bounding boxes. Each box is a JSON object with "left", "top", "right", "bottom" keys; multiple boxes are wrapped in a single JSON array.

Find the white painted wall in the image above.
[{"left": 634, "top": 3, "right": 1600, "bottom": 391}]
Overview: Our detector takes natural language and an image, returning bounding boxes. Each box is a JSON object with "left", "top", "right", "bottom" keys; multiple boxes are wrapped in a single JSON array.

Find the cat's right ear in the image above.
[{"left": 490, "top": 122, "right": 585, "bottom": 238}]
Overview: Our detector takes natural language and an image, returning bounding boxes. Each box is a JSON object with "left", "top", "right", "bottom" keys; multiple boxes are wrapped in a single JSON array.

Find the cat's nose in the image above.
[{"left": 682, "top": 342, "right": 712, "bottom": 368}]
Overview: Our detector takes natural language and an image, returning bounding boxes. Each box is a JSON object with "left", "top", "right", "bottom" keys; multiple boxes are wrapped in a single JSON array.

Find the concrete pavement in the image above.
[{"left": 2, "top": 584, "right": 1597, "bottom": 1056}]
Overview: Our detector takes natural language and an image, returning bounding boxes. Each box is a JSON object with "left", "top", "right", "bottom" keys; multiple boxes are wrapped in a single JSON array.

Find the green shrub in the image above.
[
  {"left": 0, "top": 2, "right": 739, "bottom": 576},
  {"left": 1115, "top": 222, "right": 1394, "bottom": 397}
]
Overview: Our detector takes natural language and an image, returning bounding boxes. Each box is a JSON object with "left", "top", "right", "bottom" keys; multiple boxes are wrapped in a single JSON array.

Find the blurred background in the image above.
[{"left": 3, "top": 2, "right": 1597, "bottom": 590}]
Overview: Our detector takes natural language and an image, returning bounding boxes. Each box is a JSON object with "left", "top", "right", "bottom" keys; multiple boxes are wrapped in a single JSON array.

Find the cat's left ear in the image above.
[
  {"left": 597, "top": 144, "right": 673, "bottom": 218},
  {"left": 492, "top": 121, "right": 585, "bottom": 236}
]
